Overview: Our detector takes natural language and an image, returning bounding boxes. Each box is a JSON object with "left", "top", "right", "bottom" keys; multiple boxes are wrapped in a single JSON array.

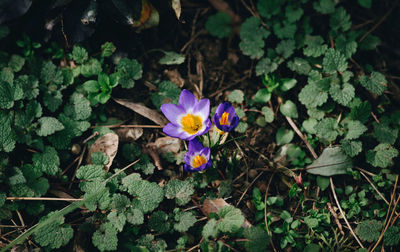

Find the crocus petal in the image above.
[
  {"left": 193, "top": 98, "right": 210, "bottom": 120},
  {"left": 163, "top": 123, "right": 183, "bottom": 138},
  {"left": 215, "top": 102, "right": 228, "bottom": 116},
  {"left": 196, "top": 118, "right": 211, "bottom": 137},
  {"left": 184, "top": 152, "right": 192, "bottom": 165},
  {"left": 225, "top": 106, "right": 236, "bottom": 122},
  {"left": 184, "top": 164, "right": 194, "bottom": 172},
  {"left": 206, "top": 159, "right": 212, "bottom": 169},
  {"left": 160, "top": 104, "right": 185, "bottom": 124},
  {"left": 188, "top": 139, "right": 204, "bottom": 153},
  {"left": 179, "top": 89, "right": 196, "bottom": 112},
  {"left": 199, "top": 147, "right": 211, "bottom": 159},
  {"left": 229, "top": 115, "right": 239, "bottom": 131}
]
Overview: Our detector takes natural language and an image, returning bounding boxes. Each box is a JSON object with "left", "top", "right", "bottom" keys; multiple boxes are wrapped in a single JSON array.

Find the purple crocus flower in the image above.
[
  {"left": 212, "top": 102, "right": 239, "bottom": 133},
  {"left": 184, "top": 139, "right": 212, "bottom": 172},
  {"left": 161, "top": 89, "right": 211, "bottom": 140}
]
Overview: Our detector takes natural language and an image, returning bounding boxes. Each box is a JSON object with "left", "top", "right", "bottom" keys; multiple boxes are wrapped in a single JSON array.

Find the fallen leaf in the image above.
[
  {"left": 87, "top": 133, "right": 119, "bottom": 171},
  {"left": 114, "top": 98, "right": 168, "bottom": 126},
  {"left": 164, "top": 69, "right": 185, "bottom": 88},
  {"left": 152, "top": 136, "right": 181, "bottom": 154},
  {"left": 114, "top": 128, "right": 143, "bottom": 142},
  {"left": 202, "top": 198, "right": 252, "bottom": 228},
  {"left": 171, "top": 0, "right": 181, "bottom": 20}
]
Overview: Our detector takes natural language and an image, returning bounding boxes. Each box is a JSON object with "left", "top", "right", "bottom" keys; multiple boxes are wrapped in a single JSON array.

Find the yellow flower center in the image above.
[
  {"left": 220, "top": 112, "right": 230, "bottom": 125},
  {"left": 181, "top": 114, "right": 202, "bottom": 134},
  {"left": 192, "top": 155, "right": 207, "bottom": 168}
]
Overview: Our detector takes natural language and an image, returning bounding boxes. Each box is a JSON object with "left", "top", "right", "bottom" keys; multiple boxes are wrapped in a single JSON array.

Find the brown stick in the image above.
[
  {"left": 236, "top": 171, "right": 264, "bottom": 207},
  {"left": 6, "top": 197, "right": 83, "bottom": 201},
  {"left": 285, "top": 116, "right": 318, "bottom": 159}
]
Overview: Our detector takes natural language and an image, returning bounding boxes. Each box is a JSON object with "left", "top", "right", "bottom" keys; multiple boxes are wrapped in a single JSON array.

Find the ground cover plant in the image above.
[{"left": 1, "top": 0, "right": 400, "bottom": 251}]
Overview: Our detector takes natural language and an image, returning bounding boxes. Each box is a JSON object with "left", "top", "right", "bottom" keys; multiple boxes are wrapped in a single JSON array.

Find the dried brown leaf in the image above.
[{"left": 87, "top": 133, "right": 119, "bottom": 171}]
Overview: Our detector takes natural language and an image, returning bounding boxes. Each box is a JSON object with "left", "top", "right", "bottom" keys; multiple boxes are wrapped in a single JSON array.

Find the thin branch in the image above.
[
  {"left": 6, "top": 197, "right": 83, "bottom": 202},
  {"left": 236, "top": 171, "right": 264, "bottom": 207},
  {"left": 285, "top": 116, "right": 318, "bottom": 159},
  {"left": 330, "top": 177, "right": 364, "bottom": 248}
]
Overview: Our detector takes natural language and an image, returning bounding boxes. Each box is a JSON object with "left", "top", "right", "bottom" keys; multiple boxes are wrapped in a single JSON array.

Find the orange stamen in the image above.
[
  {"left": 192, "top": 155, "right": 207, "bottom": 168},
  {"left": 181, "top": 114, "right": 202, "bottom": 134},
  {"left": 220, "top": 112, "right": 230, "bottom": 125}
]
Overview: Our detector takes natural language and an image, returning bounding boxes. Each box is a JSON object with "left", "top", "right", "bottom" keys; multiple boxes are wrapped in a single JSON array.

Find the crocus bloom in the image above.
[
  {"left": 213, "top": 102, "right": 239, "bottom": 133},
  {"left": 184, "top": 139, "right": 212, "bottom": 172},
  {"left": 161, "top": 89, "right": 211, "bottom": 140}
]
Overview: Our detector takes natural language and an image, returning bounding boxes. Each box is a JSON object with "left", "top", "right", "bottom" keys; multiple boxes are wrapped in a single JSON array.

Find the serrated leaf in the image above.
[
  {"left": 313, "top": 0, "right": 336, "bottom": 14},
  {"left": 149, "top": 211, "right": 170, "bottom": 233},
  {"left": 159, "top": 51, "right": 185, "bottom": 65},
  {"left": 43, "top": 90, "right": 63, "bottom": 112},
  {"left": 83, "top": 181, "right": 110, "bottom": 211},
  {"left": 117, "top": 58, "right": 142, "bottom": 89},
  {"left": 202, "top": 218, "right": 218, "bottom": 239},
  {"left": 107, "top": 211, "right": 126, "bottom": 232},
  {"left": 359, "top": 72, "right": 387, "bottom": 95},
  {"left": 329, "top": 82, "right": 355, "bottom": 106},
  {"left": 303, "top": 35, "right": 328, "bottom": 57},
  {"left": 341, "top": 139, "right": 362, "bottom": 157},
  {"left": 228, "top": 89, "right": 244, "bottom": 103},
  {"left": 0, "top": 111, "right": 16, "bottom": 152},
  {"left": 135, "top": 154, "right": 155, "bottom": 175},
  {"left": 81, "top": 58, "right": 102, "bottom": 77},
  {"left": 366, "top": 143, "right": 398, "bottom": 168},
  {"left": 72, "top": 45, "right": 88, "bottom": 64},
  {"left": 356, "top": 220, "right": 382, "bottom": 242},
  {"left": 336, "top": 35, "right": 357, "bottom": 59},
  {"left": 273, "top": 21, "right": 297, "bottom": 39},
  {"left": 235, "top": 121, "right": 248, "bottom": 133},
  {"left": 216, "top": 205, "right": 245, "bottom": 233},
  {"left": 101, "top": 42, "right": 116, "bottom": 57},
  {"left": 280, "top": 100, "right": 298, "bottom": 118},
  {"left": 15, "top": 75, "right": 39, "bottom": 100},
  {"left": 126, "top": 208, "right": 144, "bottom": 225},
  {"left": 306, "top": 147, "right": 352, "bottom": 176},
  {"left": 330, "top": 7, "right": 351, "bottom": 32},
  {"left": 303, "top": 118, "right": 318, "bottom": 134},
  {"left": 384, "top": 226, "right": 400, "bottom": 246},
  {"left": 174, "top": 211, "right": 197, "bottom": 232},
  {"left": 239, "top": 17, "right": 270, "bottom": 59},
  {"left": 243, "top": 226, "right": 270, "bottom": 252},
  {"left": 360, "top": 35, "right": 381, "bottom": 50},
  {"left": 349, "top": 100, "right": 371, "bottom": 123},
  {"left": 373, "top": 122, "right": 398, "bottom": 144},
  {"left": 151, "top": 81, "right": 180, "bottom": 108},
  {"left": 64, "top": 93, "right": 92, "bottom": 120},
  {"left": 257, "top": 0, "right": 283, "bottom": 19},
  {"left": 92, "top": 222, "right": 118, "bottom": 252},
  {"left": 110, "top": 193, "right": 130, "bottom": 212},
  {"left": 255, "top": 57, "right": 278, "bottom": 76},
  {"left": 345, "top": 120, "right": 367, "bottom": 140},
  {"left": 76, "top": 164, "right": 106, "bottom": 183},
  {"left": 8, "top": 54, "right": 25, "bottom": 72},
  {"left": 138, "top": 234, "right": 167, "bottom": 252},
  {"left": 287, "top": 58, "right": 311, "bottom": 75},
  {"left": 165, "top": 179, "right": 195, "bottom": 206},
  {"left": 299, "top": 83, "right": 329, "bottom": 108},
  {"left": 33, "top": 146, "right": 60, "bottom": 176},
  {"left": 323, "top": 48, "right": 347, "bottom": 74},
  {"left": 37, "top": 117, "right": 65, "bottom": 136},
  {"left": 315, "top": 117, "right": 339, "bottom": 143},
  {"left": 276, "top": 39, "right": 295, "bottom": 59},
  {"left": 33, "top": 212, "right": 74, "bottom": 249},
  {"left": 205, "top": 12, "right": 232, "bottom": 39},
  {"left": 40, "top": 61, "right": 63, "bottom": 85}
]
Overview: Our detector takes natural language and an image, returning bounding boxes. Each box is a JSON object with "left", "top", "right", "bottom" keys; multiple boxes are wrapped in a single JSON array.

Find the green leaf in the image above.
[
  {"left": 330, "top": 7, "right": 351, "bottom": 32},
  {"left": 43, "top": 90, "right": 63, "bottom": 112},
  {"left": 257, "top": 0, "right": 283, "bottom": 19},
  {"left": 121, "top": 173, "right": 164, "bottom": 213},
  {"left": 0, "top": 193, "right": 5, "bottom": 208},
  {"left": 280, "top": 78, "right": 297, "bottom": 92},
  {"left": 316, "top": 176, "right": 330, "bottom": 191},
  {"left": 345, "top": 120, "right": 367, "bottom": 140},
  {"left": 304, "top": 216, "right": 319, "bottom": 228},
  {"left": 165, "top": 179, "right": 195, "bottom": 206},
  {"left": 151, "top": 81, "right": 180, "bottom": 108},
  {"left": 174, "top": 211, "right": 197, "bottom": 232},
  {"left": 117, "top": 58, "right": 142, "bottom": 89},
  {"left": 341, "top": 139, "right": 362, "bottom": 157},
  {"left": 216, "top": 205, "right": 245, "bottom": 233},
  {"left": 37, "top": 117, "right": 65, "bottom": 136},
  {"left": 92, "top": 222, "right": 118, "bottom": 252},
  {"left": 360, "top": 35, "right": 381, "bottom": 50},
  {"left": 202, "top": 219, "right": 218, "bottom": 239},
  {"left": 244, "top": 226, "right": 270, "bottom": 252},
  {"left": 33, "top": 212, "right": 73, "bottom": 249},
  {"left": 304, "top": 243, "right": 321, "bottom": 252},
  {"left": 149, "top": 211, "right": 170, "bottom": 233},
  {"left": 303, "top": 35, "right": 328, "bottom": 57},
  {"left": 276, "top": 127, "right": 294, "bottom": 145},
  {"left": 329, "top": 82, "right": 355, "bottom": 106},
  {"left": 358, "top": 0, "right": 372, "bottom": 8},
  {"left": 76, "top": 164, "right": 106, "bottom": 184},
  {"left": 126, "top": 208, "right": 144, "bottom": 225},
  {"left": 81, "top": 58, "right": 102, "bottom": 77},
  {"left": 336, "top": 35, "right": 357, "bottom": 59},
  {"left": 287, "top": 58, "right": 311, "bottom": 75},
  {"left": 0, "top": 112, "right": 16, "bottom": 152},
  {"left": 280, "top": 100, "right": 298, "bottom": 118},
  {"left": 384, "top": 226, "right": 400, "bottom": 246},
  {"left": 40, "top": 61, "right": 63, "bottom": 85},
  {"left": 239, "top": 17, "right": 270, "bottom": 59},
  {"left": 64, "top": 93, "right": 92, "bottom": 120},
  {"left": 253, "top": 88, "right": 271, "bottom": 103},
  {"left": 33, "top": 146, "right": 60, "bottom": 176},
  {"left": 15, "top": 75, "right": 39, "bottom": 100},
  {"left": 159, "top": 51, "right": 185, "bottom": 65},
  {"left": 349, "top": 100, "right": 371, "bottom": 123},
  {"left": 83, "top": 181, "right": 110, "bottom": 211},
  {"left": 0, "top": 25, "right": 10, "bottom": 40},
  {"left": 299, "top": 84, "right": 328, "bottom": 108},
  {"left": 315, "top": 118, "right": 339, "bottom": 143},
  {"left": 323, "top": 48, "right": 347, "bottom": 74},
  {"left": 313, "top": 0, "right": 335, "bottom": 14},
  {"left": 8, "top": 54, "right": 25, "bottom": 72},
  {"left": 205, "top": 12, "right": 232, "bottom": 39},
  {"left": 359, "top": 72, "right": 387, "bottom": 95},
  {"left": 228, "top": 89, "right": 244, "bottom": 103},
  {"left": 261, "top": 106, "right": 274, "bottom": 123},
  {"left": 0, "top": 80, "right": 17, "bottom": 109},
  {"left": 235, "top": 122, "right": 248, "bottom": 133},
  {"left": 306, "top": 147, "right": 352, "bottom": 176},
  {"left": 285, "top": 5, "right": 303, "bottom": 23},
  {"left": 356, "top": 220, "right": 383, "bottom": 242},
  {"left": 101, "top": 42, "right": 116, "bottom": 57},
  {"left": 373, "top": 122, "right": 398, "bottom": 144},
  {"left": 273, "top": 21, "right": 297, "bottom": 39},
  {"left": 255, "top": 57, "right": 278, "bottom": 76},
  {"left": 303, "top": 118, "right": 318, "bottom": 134},
  {"left": 366, "top": 143, "right": 398, "bottom": 168},
  {"left": 135, "top": 154, "right": 155, "bottom": 175},
  {"left": 276, "top": 39, "right": 295, "bottom": 59},
  {"left": 138, "top": 234, "right": 167, "bottom": 252},
  {"left": 72, "top": 45, "right": 88, "bottom": 64},
  {"left": 107, "top": 211, "right": 126, "bottom": 232}
]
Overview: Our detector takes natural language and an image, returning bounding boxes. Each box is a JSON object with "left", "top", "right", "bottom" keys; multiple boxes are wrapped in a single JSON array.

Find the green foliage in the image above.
[
  {"left": 174, "top": 210, "right": 197, "bottom": 232},
  {"left": 276, "top": 127, "right": 294, "bottom": 145},
  {"left": 151, "top": 81, "right": 181, "bottom": 108},
  {"left": 239, "top": 17, "right": 270, "bottom": 59},
  {"left": 92, "top": 222, "right": 118, "bottom": 251},
  {"left": 36, "top": 117, "right": 64, "bottom": 136},
  {"left": 255, "top": 57, "right": 278, "bottom": 76},
  {"left": 228, "top": 89, "right": 244, "bottom": 103},
  {"left": 158, "top": 51, "right": 185, "bottom": 65},
  {"left": 384, "top": 226, "right": 400, "bottom": 246},
  {"left": 72, "top": 45, "right": 88, "bottom": 64},
  {"left": 205, "top": 12, "right": 232, "bottom": 38},
  {"left": 117, "top": 58, "right": 142, "bottom": 89},
  {"left": 203, "top": 205, "right": 245, "bottom": 240},
  {"left": 315, "top": 118, "right": 339, "bottom": 143},
  {"left": 322, "top": 49, "right": 347, "bottom": 74},
  {"left": 32, "top": 146, "right": 60, "bottom": 176},
  {"left": 243, "top": 226, "right": 270, "bottom": 252},
  {"left": 356, "top": 220, "right": 383, "bottom": 242},
  {"left": 280, "top": 100, "right": 298, "bottom": 118},
  {"left": 359, "top": 72, "right": 387, "bottom": 95},
  {"left": 307, "top": 147, "right": 352, "bottom": 176},
  {"left": 165, "top": 179, "right": 195, "bottom": 206},
  {"left": 366, "top": 143, "right": 398, "bottom": 168},
  {"left": 149, "top": 211, "right": 170, "bottom": 233}
]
